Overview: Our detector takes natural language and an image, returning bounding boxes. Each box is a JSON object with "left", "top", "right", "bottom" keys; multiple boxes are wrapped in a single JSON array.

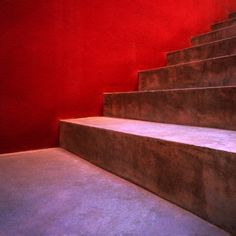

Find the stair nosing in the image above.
[
  {"left": 138, "top": 53, "right": 236, "bottom": 73},
  {"left": 104, "top": 85, "right": 236, "bottom": 95}
]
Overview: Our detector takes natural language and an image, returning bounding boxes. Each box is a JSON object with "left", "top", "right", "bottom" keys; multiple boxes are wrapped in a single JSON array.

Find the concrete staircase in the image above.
[{"left": 60, "top": 12, "right": 236, "bottom": 235}]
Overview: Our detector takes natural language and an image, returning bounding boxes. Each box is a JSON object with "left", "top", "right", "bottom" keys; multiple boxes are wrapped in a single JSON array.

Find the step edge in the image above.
[{"left": 104, "top": 85, "right": 236, "bottom": 95}]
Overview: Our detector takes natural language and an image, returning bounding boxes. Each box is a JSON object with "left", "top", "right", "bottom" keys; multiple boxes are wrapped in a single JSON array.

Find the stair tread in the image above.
[
  {"left": 211, "top": 16, "right": 236, "bottom": 30},
  {"left": 139, "top": 54, "right": 236, "bottom": 90},
  {"left": 167, "top": 36, "right": 236, "bottom": 56},
  {"left": 139, "top": 53, "right": 236, "bottom": 73},
  {"left": 104, "top": 86, "right": 236, "bottom": 131},
  {"left": 191, "top": 24, "right": 236, "bottom": 45},
  {"left": 192, "top": 24, "right": 236, "bottom": 39},
  {"left": 62, "top": 117, "right": 236, "bottom": 153}
]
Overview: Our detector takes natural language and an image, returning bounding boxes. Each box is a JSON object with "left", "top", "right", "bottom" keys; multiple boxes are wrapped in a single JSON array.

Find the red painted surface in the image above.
[{"left": 0, "top": 0, "right": 236, "bottom": 154}]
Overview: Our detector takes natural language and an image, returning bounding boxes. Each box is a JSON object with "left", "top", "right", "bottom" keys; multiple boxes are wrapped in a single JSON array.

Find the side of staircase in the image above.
[{"left": 60, "top": 12, "right": 236, "bottom": 235}]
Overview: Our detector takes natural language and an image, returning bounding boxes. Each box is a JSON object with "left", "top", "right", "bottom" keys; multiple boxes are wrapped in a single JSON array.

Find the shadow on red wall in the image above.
[{"left": 0, "top": 0, "right": 236, "bottom": 153}]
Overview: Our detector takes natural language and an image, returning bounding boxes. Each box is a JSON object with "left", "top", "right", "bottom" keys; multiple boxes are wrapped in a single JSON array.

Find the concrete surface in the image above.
[
  {"left": 211, "top": 16, "right": 236, "bottom": 30},
  {"left": 0, "top": 148, "right": 229, "bottom": 236},
  {"left": 139, "top": 54, "right": 236, "bottom": 90},
  {"left": 191, "top": 24, "right": 236, "bottom": 45},
  {"left": 104, "top": 86, "right": 236, "bottom": 131},
  {"left": 60, "top": 117, "right": 236, "bottom": 234},
  {"left": 167, "top": 36, "right": 236, "bottom": 65},
  {"left": 61, "top": 117, "right": 236, "bottom": 152}
]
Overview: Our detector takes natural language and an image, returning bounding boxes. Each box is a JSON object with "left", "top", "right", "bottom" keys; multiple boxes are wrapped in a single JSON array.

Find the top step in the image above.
[
  {"left": 229, "top": 12, "right": 236, "bottom": 19},
  {"left": 191, "top": 24, "right": 236, "bottom": 46},
  {"left": 211, "top": 17, "right": 236, "bottom": 31}
]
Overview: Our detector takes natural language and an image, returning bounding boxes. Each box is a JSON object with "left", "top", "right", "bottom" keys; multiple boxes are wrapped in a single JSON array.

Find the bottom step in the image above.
[
  {"left": 0, "top": 148, "right": 229, "bottom": 236},
  {"left": 60, "top": 117, "right": 236, "bottom": 234}
]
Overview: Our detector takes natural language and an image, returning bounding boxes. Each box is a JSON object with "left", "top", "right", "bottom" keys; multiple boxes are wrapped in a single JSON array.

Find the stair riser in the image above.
[
  {"left": 139, "top": 55, "right": 236, "bottom": 90},
  {"left": 167, "top": 37, "right": 236, "bottom": 65},
  {"left": 191, "top": 25, "right": 236, "bottom": 45},
  {"left": 104, "top": 87, "right": 236, "bottom": 131},
  {"left": 60, "top": 121, "right": 236, "bottom": 234},
  {"left": 211, "top": 17, "right": 236, "bottom": 31}
]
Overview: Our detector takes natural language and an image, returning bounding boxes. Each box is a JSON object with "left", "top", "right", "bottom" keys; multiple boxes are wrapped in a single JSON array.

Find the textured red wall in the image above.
[{"left": 1, "top": 0, "right": 236, "bottom": 154}]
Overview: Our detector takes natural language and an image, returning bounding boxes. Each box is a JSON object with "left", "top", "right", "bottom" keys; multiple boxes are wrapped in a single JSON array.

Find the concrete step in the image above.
[
  {"left": 139, "top": 54, "right": 236, "bottom": 91},
  {"left": 167, "top": 36, "right": 236, "bottom": 65},
  {"left": 0, "top": 148, "right": 229, "bottom": 236},
  {"left": 60, "top": 117, "right": 236, "bottom": 234},
  {"left": 191, "top": 24, "right": 236, "bottom": 46},
  {"left": 229, "top": 12, "right": 236, "bottom": 19},
  {"left": 103, "top": 86, "right": 236, "bottom": 131},
  {"left": 211, "top": 17, "right": 236, "bottom": 31}
]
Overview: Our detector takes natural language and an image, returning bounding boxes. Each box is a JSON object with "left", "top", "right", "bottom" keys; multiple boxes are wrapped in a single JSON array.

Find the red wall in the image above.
[{"left": 1, "top": 0, "right": 236, "bottom": 154}]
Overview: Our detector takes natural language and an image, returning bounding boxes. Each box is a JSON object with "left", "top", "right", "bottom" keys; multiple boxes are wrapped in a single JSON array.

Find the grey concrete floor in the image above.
[{"left": 0, "top": 148, "right": 229, "bottom": 236}]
